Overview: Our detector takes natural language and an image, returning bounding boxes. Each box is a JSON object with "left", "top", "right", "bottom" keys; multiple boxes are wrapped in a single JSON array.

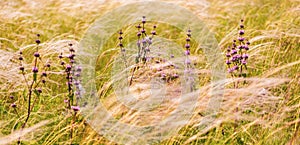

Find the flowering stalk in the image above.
[
  {"left": 118, "top": 30, "right": 128, "bottom": 68},
  {"left": 129, "top": 16, "right": 157, "bottom": 85},
  {"left": 225, "top": 19, "right": 250, "bottom": 87},
  {"left": 17, "top": 34, "right": 50, "bottom": 144},
  {"left": 59, "top": 43, "right": 81, "bottom": 143},
  {"left": 184, "top": 28, "right": 194, "bottom": 92}
]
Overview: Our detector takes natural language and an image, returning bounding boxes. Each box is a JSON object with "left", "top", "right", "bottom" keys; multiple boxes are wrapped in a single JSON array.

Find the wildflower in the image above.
[
  {"left": 238, "top": 37, "right": 245, "bottom": 42},
  {"left": 185, "top": 44, "right": 190, "bottom": 49},
  {"left": 11, "top": 103, "right": 17, "bottom": 108},
  {"left": 37, "top": 88, "right": 42, "bottom": 93},
  {"left": 239, "top": 30, "right": 245, "bottom": 35},
  {"left": 142, "top": 16, "right": 146, "bottom": 24},
  {"left": 42, "top": 72, "right": 47, "bottom": 77},
  {"left": 32, "top": 67, "right": 38, "bottom": 73},
  {"left": 19, "top": 66, "right": 25, "bottom": 71},
  {"left": 34, "top": 52, "right": 40, "bottom": 57},
  {"left": 35, "top": 40, "right": 41, "bottom": 44},
  {"left": 71, "top": 106, "right": 80, "bottom": 112}
]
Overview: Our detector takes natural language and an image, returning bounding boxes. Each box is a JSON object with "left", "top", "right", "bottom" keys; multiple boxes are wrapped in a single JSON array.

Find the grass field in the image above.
[{"left": 0, "top": 0, "right": 299, "bottom": 144}]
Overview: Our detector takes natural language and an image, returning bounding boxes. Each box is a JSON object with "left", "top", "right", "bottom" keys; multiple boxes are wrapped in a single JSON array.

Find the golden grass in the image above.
[{"left": 0, "top": 0, "right": 299, "bottom": 144}]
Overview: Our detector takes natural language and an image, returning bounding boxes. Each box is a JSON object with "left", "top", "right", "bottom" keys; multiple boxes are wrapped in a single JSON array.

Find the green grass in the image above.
[{"left": 0, "top": 0, "right": 299, "bottom": 144}]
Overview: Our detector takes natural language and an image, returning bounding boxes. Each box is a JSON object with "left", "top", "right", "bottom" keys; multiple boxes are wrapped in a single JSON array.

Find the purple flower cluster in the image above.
[
  {"left": 226, "top": 19, "right": 250, "bottom": 77},
  {"left": 135, "top": 16, "right": 157, "bottom": 63},
  {"left": 59, "top": 43, "right": 80, "bottom": 110},
  {"left": 14, "top": 34, "right": 52, "bottom": 144},
  {"left": 129, "top": 16, "right": 157, "bottom": 85}
]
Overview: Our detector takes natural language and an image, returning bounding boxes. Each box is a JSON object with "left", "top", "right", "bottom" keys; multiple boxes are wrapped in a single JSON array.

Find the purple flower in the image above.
[
  {"left": 75, "top": 73, "right": 81, "bottom": 77},
  {"left": 226, "top": 53, "right": 231, "bottom": 57},
  {"left": 42, "top": 71, "right": 47, "bottom": 76},
  {"left": 170, "top": 54, "right": 174, "bottom": 58},
  {"left": 35, "top": 39, "right": 41, "bottom": 44},
  {"left": 233, "top": 65, "right": 239, "bottom": 70},
  {"left": 141, "top": 29, "right": 146, "bottom": 34},
  {"left": 239, "top": 30, "right": 245, "bottom": 35},
  {"left": 71, "top": 106, "right": 80, "bottom": 112},
  {"left": 11, "top": 103, "right": 17, "bottom": 108},
  {"left": 32, "top": 67, "right": 38, "bottom": 73},
  {"left": 228, "top": 68, "right": 234, "bottom": 73},
  {"left": 37, "top": 88, "right": 42, "bottom": 93},
  {"left": 76, "top": 66, "right": 82, "bottom": 72},
  {"left": 231, "top": 49, "right": 237, "bottom": 55},
  {"left": 244, "top": 45, "right": 249, "bottom": 50},
  {"left": 238, "top": 37, "right": 245, "bottom": 42},
  {"left": 74, "top": 81, "right": 80, "bottom": 86},
  {"left": 19, "top": 66, "right": 25, "bottom": 71},
  {"left": 173, "top": 74, "right": 179, "bottom": 78},
  {"left": 185, "top": 50, "right": 190, "bottom": 55},
  {"left": 10, "top": 95, "right": 14, "bottom": 99},
  {"left": 185, "top": 59, "right": 191, "bottom": 65},
  {"left": 226, "top": 60, "right": 231, "bottom": 65},
  {"left": 242, "top": 60, "right": 247, "bottom": 65},
  {"left": 34, "top": 52, "right": 40, "bottom": 57},
  {"left": 242, "top": 54, "right": 249, "bottom": 59},
  {"left": 142, "top": 16, "right": 146, "bottom": 24},
  {"left": 151, "top": 31, "right": 157, "bottom": 35},
  {"left": 185, "top": 44, "right": 190, "bottom": 49}
]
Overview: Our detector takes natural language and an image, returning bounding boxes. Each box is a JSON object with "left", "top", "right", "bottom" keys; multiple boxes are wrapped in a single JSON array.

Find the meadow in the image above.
[{"left": 0, "top": 0, "right": 299, "bottom": 144}]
